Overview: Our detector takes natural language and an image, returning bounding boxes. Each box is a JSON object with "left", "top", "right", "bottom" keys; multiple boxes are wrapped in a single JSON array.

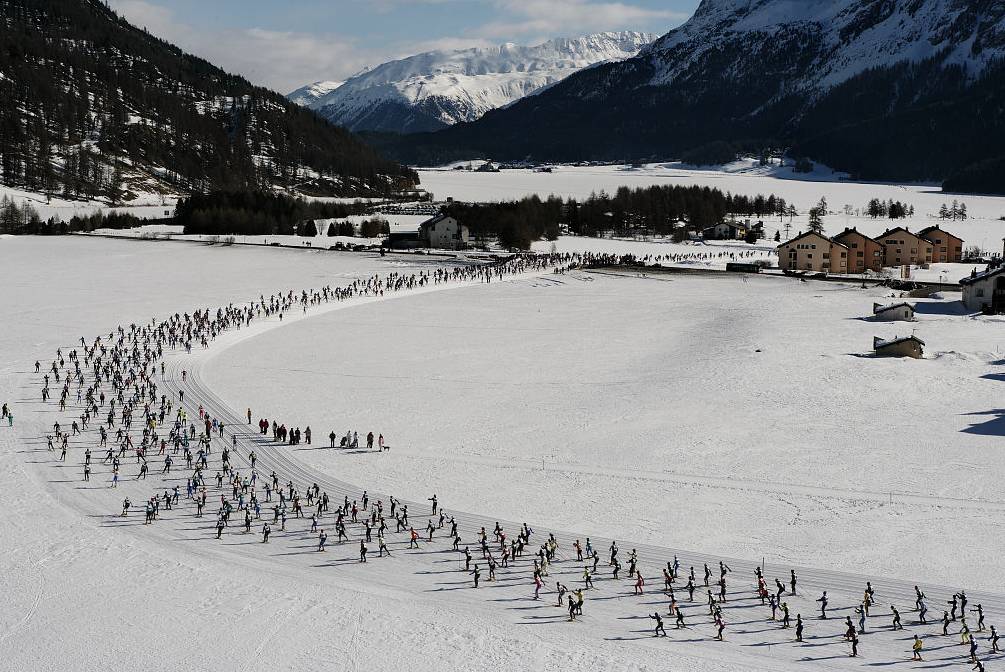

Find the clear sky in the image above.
[{"left": 106, "top": 0, "right": 700, "bottom": 93}]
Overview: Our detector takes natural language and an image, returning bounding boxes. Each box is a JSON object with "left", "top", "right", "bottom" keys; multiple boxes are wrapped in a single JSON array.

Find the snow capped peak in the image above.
[
  {"left": 645, "top": 0, "right": 1005, "bottom": 90},
  {"left": 291, "top": 31, "right": 655, "bottom": 134},
  {"left": 287, "top": 80, "right": 344, "bottom": 107}
]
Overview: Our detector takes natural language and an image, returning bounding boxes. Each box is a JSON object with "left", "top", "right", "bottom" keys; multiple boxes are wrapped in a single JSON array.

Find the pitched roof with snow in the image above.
[
  {"left": 874, "top": 226, "right": 921, "bottom": 241},
  {"left": 778, "top": 230, "right": 847, "bottom": 248},
  {"left": 834, "top": 226, "right": 865, "bottom": 239},
  {"left": 420, "top": 213, "right": 451, "bottom": 227},
  {"left": 960, "top": 262, "right": 1005, "bottom": 286},
  {"left": 873, "top": 302, "right": 914, "bottom": 314},
  {"left": 917, "top": 225, "right": 960, "bottom": 240},
  {"left": 874, "top": 335, "right": 925, "bottom": 349}
]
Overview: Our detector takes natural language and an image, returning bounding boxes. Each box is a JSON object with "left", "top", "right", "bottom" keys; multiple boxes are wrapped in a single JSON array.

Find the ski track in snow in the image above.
[
  {"left": 4, "top": 238, "right": 1005, "bottom": 671},
  {"left": 122, "top": 278, "right": 1005, "bottom": 651}
]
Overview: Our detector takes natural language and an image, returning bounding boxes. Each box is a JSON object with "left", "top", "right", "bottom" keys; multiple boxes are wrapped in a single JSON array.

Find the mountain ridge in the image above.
[
  {"left": 289, "top": 80, "right": 345, "bottom": 108},
  {"left": 379, "top": 0, "right": 1005, "bottom": 192},
  {"left": 290, "top": 32, "right": 655, "bottom": 134}
]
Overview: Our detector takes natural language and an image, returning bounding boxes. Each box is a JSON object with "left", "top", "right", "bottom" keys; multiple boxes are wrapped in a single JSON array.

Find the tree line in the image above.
[
  {"left": 176, "top": 191, "right": 370, "bottom": 236},
  {"left": 441, "top": 185, "right": 789, "bottom": 250},
  {"left": 0, "top": 195, "right": 144, "bottom": 234},
  {"left": 444, "top": 197, "right": 563, "bottom": 250},
  {"left": 312, "top": 218, "right": 390, "bottom": 238},
  {"left": 938, "top": 201, "right": 968, "bottom": 221},
  {"left": 865, "top": 198, "right": 914, "bottom": 219}
]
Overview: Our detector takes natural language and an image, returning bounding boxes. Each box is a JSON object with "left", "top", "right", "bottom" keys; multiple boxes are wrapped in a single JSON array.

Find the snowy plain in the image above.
[
  {"left": 3, "top": 235, "right": 1005, "bottom": 671},
  {"left": 419, "top": 161, "right": 1005, "bottom": 252}
]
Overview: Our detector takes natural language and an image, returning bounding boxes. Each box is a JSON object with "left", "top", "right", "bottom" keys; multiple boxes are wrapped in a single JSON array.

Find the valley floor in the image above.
[
  {"left": 1, "top": 236, "right": 1003, "bottom": 671},
  {"left": 419, "top": 162, "right": 1005, "bottom": 252}
]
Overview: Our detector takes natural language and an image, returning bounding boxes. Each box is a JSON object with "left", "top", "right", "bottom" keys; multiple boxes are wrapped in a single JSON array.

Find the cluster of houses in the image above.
[
  {"left": 863, "top": 243, "right": 1005, "bottom": 356},
  {"left": 777, "top": 226, "right": 964, "bottom": 274}
]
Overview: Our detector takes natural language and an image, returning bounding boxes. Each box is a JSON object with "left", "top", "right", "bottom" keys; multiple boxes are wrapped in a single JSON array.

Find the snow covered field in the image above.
[
  {"left": 208, "top": 267, "right": 1005, "bottom": 591},
  {"left": 3, "top": 235, "right": 1005, "bottom": 671},
  {"left": 86, "top": 225, "right": 779, "bottom": 270},
  {"left": 420, "top": 162, "right": 1005, "bottom": 251},
  {"left": 87, "top": 212, "right": 431, "bottom": 251},
  {"left": 8, "top": 159, "right": 1004, "bottom": 266},
  {"left": 9, "top": 160, "right": 1004, "bottom": 254}
]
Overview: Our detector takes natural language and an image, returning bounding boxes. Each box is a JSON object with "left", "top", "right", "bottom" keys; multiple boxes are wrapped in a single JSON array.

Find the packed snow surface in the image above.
[
  {"left": 208, "top": 267, "right": 1005, "bottom": 591},
  {"left": 3, "top": 236, "right": 1005, "bottom": 672}
]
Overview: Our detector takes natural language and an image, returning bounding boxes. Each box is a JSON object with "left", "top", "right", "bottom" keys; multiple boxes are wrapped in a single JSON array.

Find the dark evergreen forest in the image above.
[{"left": 0, "top": 0, "right": 418, "bottom": 202}]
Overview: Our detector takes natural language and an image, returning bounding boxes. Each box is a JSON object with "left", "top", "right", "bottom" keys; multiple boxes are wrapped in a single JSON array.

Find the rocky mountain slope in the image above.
[{"left": 290, "top": 32, "right": 654, "bottom": 134}]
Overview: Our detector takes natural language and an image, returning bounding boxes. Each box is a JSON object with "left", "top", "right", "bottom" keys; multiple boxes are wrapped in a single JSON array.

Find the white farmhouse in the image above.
[
  {"left": 960, "top": 262, "right": 1005, "bottom": 314},
  {"left": 872, "top": 302, "right": 915, "bottom": 322},
  {"left": 419, "top": 213, "right": 469, "bottom": 250},
  {"left": 702, "top": 222, "right": 745, "bottom": 240}
]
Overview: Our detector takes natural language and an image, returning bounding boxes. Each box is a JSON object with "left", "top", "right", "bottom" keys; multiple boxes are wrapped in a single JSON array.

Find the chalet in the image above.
[
  {"left": 918, "top": 226, "right": 964, "bottom": 263},
  {"left": 776, "top": 231, "right": 849, "bottom": 273},
  {"left": 872, "top": 302, "right": 915, "bottom": 321},
  {"left": 833, "top": 227, "right": 884, "bottom": 273},
  {"left": 960, "top": 255, "right": 1005, "bottom": 313},
  {"left": 702, "top": 222, "right": 745, "bottom": 240},
  {"left": 873, "top": 335, "right": 925, "bottom": 359},
  {"left": 875, "top": 227, "right": 934, "bottom": 267},
  {"left": 419, "top": 214, "right": 469, "bottom": 250}
]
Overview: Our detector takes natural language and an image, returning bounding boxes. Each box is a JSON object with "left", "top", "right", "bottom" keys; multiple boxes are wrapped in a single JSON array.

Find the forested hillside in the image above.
[
  {"left": 0, "top": 0, "right": 417, "bottom": 202},
  {"left": 380, "top": 0, "right": 1005, "bottom": 193}
]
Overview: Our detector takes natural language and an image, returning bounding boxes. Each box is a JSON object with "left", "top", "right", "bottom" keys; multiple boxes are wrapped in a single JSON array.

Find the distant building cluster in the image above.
[{"left": 777, "top": 226, "right": 963, "bottom": 274}]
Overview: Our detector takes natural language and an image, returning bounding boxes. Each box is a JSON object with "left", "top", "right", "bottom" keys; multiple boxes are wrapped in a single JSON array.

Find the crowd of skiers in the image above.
[
  {"left": 575, "top": 248, "right": 770, "bottom": 271},
  {"left": 251, "top": 417, "right": 384, "bottom": 451},
  {"left": 21, "top": 250, "right": 997, "bottom": 670}
]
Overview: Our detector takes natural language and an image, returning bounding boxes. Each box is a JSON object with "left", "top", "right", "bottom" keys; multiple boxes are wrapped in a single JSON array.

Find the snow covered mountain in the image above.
[
  {"left": 289, "top": 32, "right": 654, "bottom": 134},
  {"left": 288, "top": 80, "right": 344, "bottom": 107},
  {"left": 387, "top": 0, "right": 1005, "bottom": 190},
  {"left": 640, "top": 0, "right": 1004, "bottom": 95}
]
